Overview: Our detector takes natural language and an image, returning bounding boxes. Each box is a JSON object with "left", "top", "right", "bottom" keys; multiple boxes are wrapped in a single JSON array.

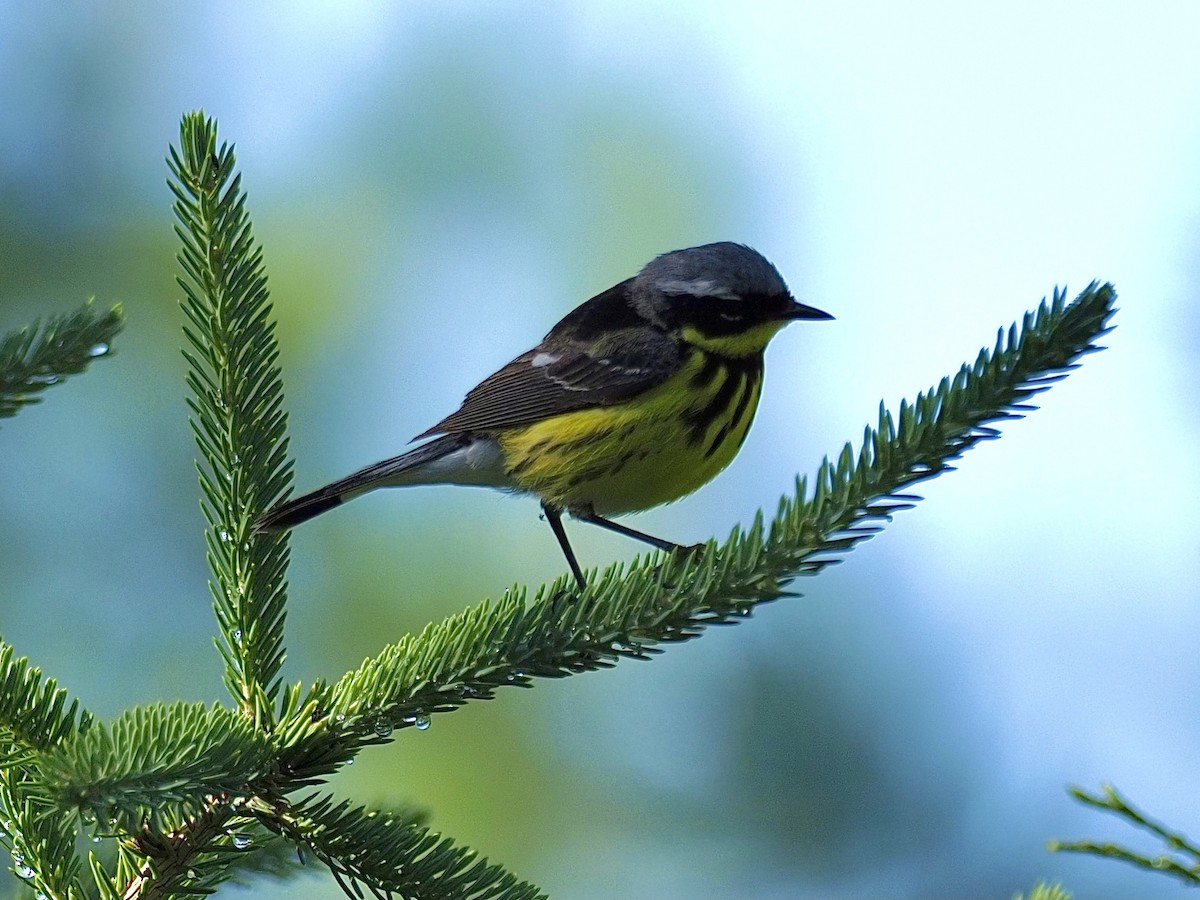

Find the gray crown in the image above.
[{"left": 638, "top": 242, "right": 789, "bottom": 301}]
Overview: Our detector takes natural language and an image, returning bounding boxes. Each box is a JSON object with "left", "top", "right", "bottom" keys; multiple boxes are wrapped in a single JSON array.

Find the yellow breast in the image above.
[{"left": 496, "top": 350, "right": 764, "bottom": 514}]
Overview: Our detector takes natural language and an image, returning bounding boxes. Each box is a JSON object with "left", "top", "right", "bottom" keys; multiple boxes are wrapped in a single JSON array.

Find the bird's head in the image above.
[{"left": 633, "top": 242, "right": 832, "bottom": 357}]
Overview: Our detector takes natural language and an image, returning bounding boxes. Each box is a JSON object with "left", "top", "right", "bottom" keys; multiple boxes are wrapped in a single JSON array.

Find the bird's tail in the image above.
[{"left": 252, "top": 434, "right": 471, "bottom": 532}]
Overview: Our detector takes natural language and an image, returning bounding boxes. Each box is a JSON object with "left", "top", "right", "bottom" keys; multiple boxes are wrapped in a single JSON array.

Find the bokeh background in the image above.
[{"left": 2, "top": 2, "right": 1199, "bottom": 898}]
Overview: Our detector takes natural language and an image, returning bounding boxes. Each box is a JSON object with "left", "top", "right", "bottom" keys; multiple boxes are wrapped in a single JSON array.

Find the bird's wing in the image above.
[{"left": 416, "top": 327, "right": 681, "bottom": 437}]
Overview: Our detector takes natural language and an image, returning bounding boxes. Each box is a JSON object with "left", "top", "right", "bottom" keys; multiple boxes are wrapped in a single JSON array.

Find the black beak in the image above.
[{"left": 783, "top": 299, "right": 834, "bottom": 321}]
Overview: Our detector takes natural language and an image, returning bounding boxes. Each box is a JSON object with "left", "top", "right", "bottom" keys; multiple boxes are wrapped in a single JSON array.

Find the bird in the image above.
[{"left": 253, "top": 242, "right": 832, "bottom": 589}]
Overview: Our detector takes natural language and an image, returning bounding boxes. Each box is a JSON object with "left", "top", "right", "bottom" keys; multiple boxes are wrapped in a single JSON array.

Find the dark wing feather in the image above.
[{"left": 416, "top": 282, "right": 680, "bottom": 437}]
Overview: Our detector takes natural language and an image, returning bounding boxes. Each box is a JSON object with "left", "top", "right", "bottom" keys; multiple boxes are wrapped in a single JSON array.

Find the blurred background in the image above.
[{"left": 2, "top": 2, "right": 1199, "bottom": 897}]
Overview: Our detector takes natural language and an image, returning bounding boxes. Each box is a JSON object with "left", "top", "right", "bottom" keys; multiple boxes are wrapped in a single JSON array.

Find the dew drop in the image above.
[
  {"left": 373, "top": 720, "right": 393, "bottom": 738},
  {"left": 232, "top": 629, "right": 242, "bottom": 643},
  {"left": 231, "top": 833, "right": 252, "bottom": 850},
  {"left": 414, "top": 715, "right": 431, "bottom": 731},
  {"left": 89, "top": 343, "right": 109, "bottom": 357}
]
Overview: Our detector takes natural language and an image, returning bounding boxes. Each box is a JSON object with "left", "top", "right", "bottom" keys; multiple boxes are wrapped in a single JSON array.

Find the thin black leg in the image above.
[
  {"left": 542, "top": 503, "right": 587, "bottom": 590},
  {"left": 571, "top": 507, "right": 696, "bottom": 553}
]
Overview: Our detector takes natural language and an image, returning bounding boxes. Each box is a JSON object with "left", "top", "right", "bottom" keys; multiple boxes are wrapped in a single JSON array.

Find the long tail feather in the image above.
[{"left": 253, "top": 434, "right": 470, "bottom": 532}]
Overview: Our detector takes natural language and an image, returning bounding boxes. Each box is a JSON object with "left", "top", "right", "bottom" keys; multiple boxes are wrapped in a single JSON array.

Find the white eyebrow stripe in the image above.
[{"left": 654, "top": 278, "right": 740, "bottom": 300}]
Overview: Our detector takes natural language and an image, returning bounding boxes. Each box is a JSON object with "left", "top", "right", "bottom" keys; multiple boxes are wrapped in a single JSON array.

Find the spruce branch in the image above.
[
  {"left": 0, "top": 639, "right": 91, "bottom": 765},
  {"left": 1050, "top": 784, "right": 1200, "bottom": 886},
  {"left": 117, "top": 800, "right": 262, "bottom": 900},
  {"left": 0, "top": 644, "right": 90, "bottom": 894},
  {"left": 0, "top": 300, "right": 122, "bottom": 421},
  {"left": 169, "top": 111, "right": 293, "bottom": 724},
  {"left": 255, "top": 793, "right": 545, "bottom": 900},
  {"left": 220, "top": 827, "right": 312, "bottom": 888},
  {"left": 0, "top": 771, "right": 84, "bottom": 899},
  {"left": 36, "top": 703, "right": 275, "bottom": 832},
  {"left": 276, "top": 283, "right": 1115, "bottom": 758}
]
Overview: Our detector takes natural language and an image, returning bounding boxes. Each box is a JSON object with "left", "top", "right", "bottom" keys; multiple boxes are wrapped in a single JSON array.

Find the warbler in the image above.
[{"left": 254, "top": 242, "right": 832, "bottom": 588}]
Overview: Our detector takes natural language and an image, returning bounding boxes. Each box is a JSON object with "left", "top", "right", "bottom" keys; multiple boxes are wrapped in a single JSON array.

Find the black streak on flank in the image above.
[
  {"left": 690, "top": 352, "right": 723, "bottom": 388},
  {"left": 683, "top": 355, "right": 763, "bottom": 446},
  {"left": 705, "top": 373, "right": 757, "bottom": 458}
]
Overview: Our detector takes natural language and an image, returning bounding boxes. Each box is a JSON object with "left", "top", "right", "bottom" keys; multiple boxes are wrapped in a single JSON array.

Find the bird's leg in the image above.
[
  {"left": 571, "top": 506, "right": 703, "bottom": 555},
  {"left": 542, "top": 503, "right": 588, "bottom": 590}
]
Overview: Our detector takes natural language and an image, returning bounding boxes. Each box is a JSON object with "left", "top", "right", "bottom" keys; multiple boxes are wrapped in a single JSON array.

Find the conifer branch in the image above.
[
  {"left": 0, "top": 301, "right": 122, "bottom": 421},
  {"left": 169, "top": 112, "right": 293, "bottom": 724},
  {"left": 0, "top": 772, "right": 85, "bottom": 899},
  {"left": 277, "top": 284, "right": 1115, "bottom": 755},
  {"left": 255, "top": 793, "right": 545, "bottom": 900},
  {"left": 119, "top": 800, "right": 257, "bottom": 900},
  {"left": 0, "top": 640, "right": 91, "bottom": 764},
  {"left": 36, "top": 703, "right": 275, "bottom": 831},
  {"left": 1050, "top": 784, "right": 1200, "bottom": 886},
  {"left": 219, "top": 828, "right": 309, "bottom": 887},
  {"left": 0, "top": 645, "right": 89, "bottom": 894}
]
